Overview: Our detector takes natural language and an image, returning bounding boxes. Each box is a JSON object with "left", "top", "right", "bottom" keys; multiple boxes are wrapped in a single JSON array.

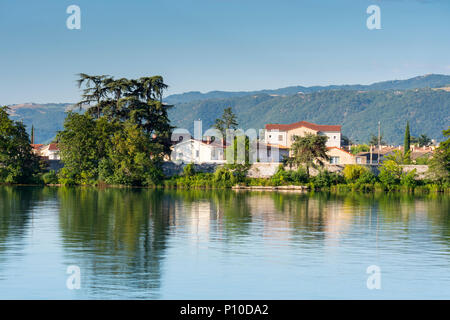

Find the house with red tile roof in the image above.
[
  {"left": 37, "top": 143, "right": 60, "bottom": 160},
  {"left": 264, "top": 121, "right": 342, "bottom": 150}
]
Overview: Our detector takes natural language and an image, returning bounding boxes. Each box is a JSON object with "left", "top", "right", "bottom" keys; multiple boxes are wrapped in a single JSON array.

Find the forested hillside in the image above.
[
  {"left": 168, "top": 88, "right": 450, "bottom": 145},
  {"left": 5, "top": 74, "right": 450, "bottom": 144}
]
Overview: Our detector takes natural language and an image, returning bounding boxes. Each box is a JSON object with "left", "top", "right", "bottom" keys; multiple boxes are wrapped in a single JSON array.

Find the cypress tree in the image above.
[{"left": 404, "top": 121, "right": 411, "bottom": 155}]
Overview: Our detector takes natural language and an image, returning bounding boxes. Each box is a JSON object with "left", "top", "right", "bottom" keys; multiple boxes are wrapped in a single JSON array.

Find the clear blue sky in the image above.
[{"left": 0, "top": 0, "right": 449, "bottom": 105}]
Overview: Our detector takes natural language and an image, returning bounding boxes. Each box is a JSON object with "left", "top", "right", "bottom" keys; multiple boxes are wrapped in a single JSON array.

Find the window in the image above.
[
  {"left": 334, "top": 136, "right": 337, "bottom": 140},
  {"left": 178, "top": 153, "right": 183, "bottom": 159},
  {"left": 196, "top": 150, "right": 200, "bottom": 158},
  {"left": 211, "top": 149, "right": 216, "bottom": 159},
  {"left": 330, "top": 156, "right": 340, "bottom": 164},
  {"left": 356, "top": 157, "right": 362, "bottom": 164},
  {"left": 178, "top": 136, "right": 183, "bottom": 142},
  {"left": 278, "top": 134, "right": 283, "bottom": 142}
]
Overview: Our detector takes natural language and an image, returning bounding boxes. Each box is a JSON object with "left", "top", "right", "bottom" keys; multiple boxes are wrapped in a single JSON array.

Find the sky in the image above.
[{"left": 0, "top": 0, "right": 449, "bottom": 105}]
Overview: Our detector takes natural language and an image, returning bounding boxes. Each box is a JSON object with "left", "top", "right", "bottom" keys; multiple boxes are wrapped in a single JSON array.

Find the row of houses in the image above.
[
  {"left": 172, "top": 120, "right": 367, "bottom": 165},
  {"left": 30, "top": 121, "right": 435, "bottom": 167},
  {"left": 171, "top": 120, "right": 436, "bottom": 165}
]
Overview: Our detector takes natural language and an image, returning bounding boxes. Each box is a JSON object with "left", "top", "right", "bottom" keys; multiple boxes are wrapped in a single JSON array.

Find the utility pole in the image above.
[{"left": 377, "top": 121, "right": 381, "bottom": 165}]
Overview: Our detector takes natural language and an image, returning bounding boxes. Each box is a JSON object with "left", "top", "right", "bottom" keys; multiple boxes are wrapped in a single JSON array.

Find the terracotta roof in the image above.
[
  {"left": 31, "top": 144, "right": 44, "bottom": 150},
  {"left": 47, "top": 143, "right": 59, "bottom": 151},
  {"left": 327, "top": 146, "right": 354, "bottom": 156},
  {"left": 265, "top": 121, "right": 341, "bottom": 132}
]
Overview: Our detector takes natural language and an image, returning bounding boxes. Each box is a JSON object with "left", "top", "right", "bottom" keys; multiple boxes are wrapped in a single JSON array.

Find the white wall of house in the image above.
[
  {"left": 172, "top": 140, "right": 225, "bottom": 164},
  {"left": 320, "top": 131, "right": 341, "bottom": 148},
  {"left": 264, "top": 130, "right": 287, "bottom": 146}
]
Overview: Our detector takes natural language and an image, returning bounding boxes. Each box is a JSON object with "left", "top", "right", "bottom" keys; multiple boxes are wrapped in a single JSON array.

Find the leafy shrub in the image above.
[
  {"left": 356, "top": 170, "right": 377, "bottom": 184},
  {"left": 312, "top": 170, "right": 343, "bottom": 189},
  {"left": 42, "top": 170, "right": 59, "bottom": 184},
  {"left": 401, "top": 169, "right": 417, "bottom": 190},
  {"left": 183, "top": 163, "right": 196, "bottom": 177},
  {"left": 379, "top": 160, "right": 402, "bottom": 189},
  {"left": 271, "top": 165, "right": 290, "bottom": 186},
  {"left": 291, "top": 167, "right": 308, "bottom": 184},
  {"left": 343, "top": 165, "right": 370, "bottom": 183}
]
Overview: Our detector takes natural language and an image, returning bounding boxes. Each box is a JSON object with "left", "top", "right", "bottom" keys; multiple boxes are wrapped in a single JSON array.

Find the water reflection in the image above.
[{"left": 0, "top": 187, "right": 449, "bottom": 299}]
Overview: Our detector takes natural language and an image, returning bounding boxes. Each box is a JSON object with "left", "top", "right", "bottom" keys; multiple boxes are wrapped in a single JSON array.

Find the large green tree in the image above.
[
  {"left": 0, "top": 106, "right": 41, "bottom": 183},
  {"left": 428, "top": 127, "right": 450, "bottom": 183},
  {"left": 213, "top": 107, "right": 238, "bottom": 142},
  {"left": 286, "top": 134, "right": 329, "bottom": 178},
  {"left": 58, "top": 74, "right": 172, "bottom": 186}
]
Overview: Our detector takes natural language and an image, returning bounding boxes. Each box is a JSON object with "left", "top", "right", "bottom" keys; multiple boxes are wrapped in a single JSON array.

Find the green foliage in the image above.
[
  {"left": 350, "top": 144, "right": 370, "bottom": 155},
  {"left": 368, "top": 134, "right": 385, "bottom": 146},
  {"left": 271, "top": 165, "right": 290, "bottom": 186},
  {"left": 401, "top": 169, "right": 418, "bottom": 190},
  {"left": 287, "top": 134, "right": 329, "bottom": 177},
  {"left": 42, "top": 170, "right": 59, "bottom": 184},
  {"left": 343, "top": 165, "right": 369, "bottom": 182},
  {"left": 229, "top": 134, "right": 250, "bottom": 164},
  {"left": 404, "top": 121, "right": 411, "bottom": 157},
  {"left": 428, "top": 126, "right": 450, "bottom": 183},
  {"left": 412, "top": 134, "right": 432, "bottom": 147},
  {"left": 384, "top": 149, "right": 411, "bottom": 165},
  {"left": 379, "top": 160, "right": 403, "bottom": 189},
  {"left": 169, "top": 87, "right": 450, "bottom": 146},
  {"left": 58, "top": 75, "right": 171, "bottom": 186},
  {"left": 183, "top": 163, "right": 196, "bottom": 177},
  {"left": 311, "top": 170, "right": 344, "bottom": 189},
  {"left": 356, "top": 170, "right": 377, "bottom": 184},
  {"left": 290, "top": 167, "right": 308, "bottom": 184},
  {"left": 0, "top": 106, "right": 41, "bottom": 184},
  {"left": 213, "top": 107, "right": 238, "bottom": 142}
]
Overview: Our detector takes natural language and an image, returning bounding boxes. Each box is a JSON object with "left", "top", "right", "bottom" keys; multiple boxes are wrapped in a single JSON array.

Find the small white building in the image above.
[
  {"left": 171, "top": 139, "right": 225, "bottom": 164},
  {"left": 35, "top": 143, "right": 61, "bottom": 160}
]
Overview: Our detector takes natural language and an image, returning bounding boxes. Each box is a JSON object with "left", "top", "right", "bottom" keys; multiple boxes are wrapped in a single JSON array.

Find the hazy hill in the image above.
[
  {"left": 4, "top": 74, "right": 450, "bottom": 145},
  {"left": 165, "top": 74, "right": 450, "bottom": 104},
  {"left": 7, "top": 103, "right": 74, "bottom": 144},
  {"left": 168, "top": 88, "right": 450, "bottom": 145}
]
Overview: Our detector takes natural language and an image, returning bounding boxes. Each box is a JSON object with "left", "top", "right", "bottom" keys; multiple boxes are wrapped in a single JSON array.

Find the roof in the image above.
[
  {"left": 357, "top": 152, "right": 381, "bottom": 160},
  {"left": 174, "top": 138, "right": 226, "bottom": 149},
  {"left": 265, "top": 121, "right": 341, "bottom": 132},
  {"left": 31, "top": 144, "right": 44, "bottom": 150},
  {"left": 47, "top": 143, "right": 59, "bottom": 151},
  {"left": 326, "top": 146, "right": 354, "bottom": 157},
  {"left": 39, "top": 143, "right": 59, "bottom": 152}
]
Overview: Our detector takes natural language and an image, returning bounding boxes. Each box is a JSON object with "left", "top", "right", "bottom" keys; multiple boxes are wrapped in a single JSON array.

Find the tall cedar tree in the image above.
[{"left": 57, "top": 75, "right": 172, "bottom": 185}]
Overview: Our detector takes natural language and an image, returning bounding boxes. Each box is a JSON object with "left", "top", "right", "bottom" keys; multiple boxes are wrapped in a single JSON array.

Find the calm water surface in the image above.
[{"left": 0, "top": 186, "right": 449, "bottom": 299}]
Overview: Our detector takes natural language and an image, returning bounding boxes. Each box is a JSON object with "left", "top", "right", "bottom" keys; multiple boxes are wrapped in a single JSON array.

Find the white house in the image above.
[
  {"left": 36, "top": 143, "right": 60, "bottom": 160},
  {"left": 264, "top": 121, "right": 342, "bottom": 149},
  {"left": 171, "top": 139, "right": 225, "bottom": 164}
]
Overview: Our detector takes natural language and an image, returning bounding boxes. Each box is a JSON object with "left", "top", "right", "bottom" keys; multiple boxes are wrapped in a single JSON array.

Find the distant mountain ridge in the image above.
[
  {"left": 168, "top": 87, "right": 450, "bottom": 145},
  {"left": 7, "top": 103, "right": 73, "bottom": 144},
  {"left": 4, "top": 74, "right": 450, "bottom": 144},
  {"left": 165, "top": 74, "right": 450, "bottom": 104}
]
